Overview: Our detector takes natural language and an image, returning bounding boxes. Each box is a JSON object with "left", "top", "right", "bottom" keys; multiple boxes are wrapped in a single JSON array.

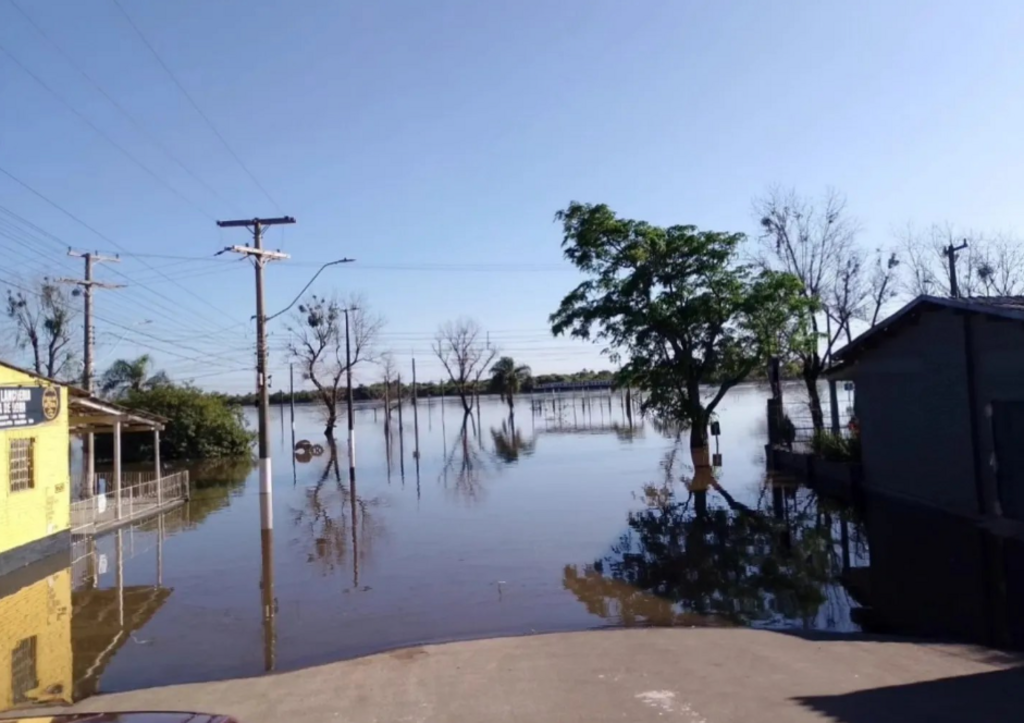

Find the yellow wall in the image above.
[
  {"left": 0, "top": 567, "right": 72, "bottom": 708},
  {"left": 0, "top": 364, "right": 70, "bottom": 556}
]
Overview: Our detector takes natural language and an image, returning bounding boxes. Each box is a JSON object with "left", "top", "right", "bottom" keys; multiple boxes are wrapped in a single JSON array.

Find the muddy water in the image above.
[{"left": 0, "top": 385, "right": 865, "bottom": 708}]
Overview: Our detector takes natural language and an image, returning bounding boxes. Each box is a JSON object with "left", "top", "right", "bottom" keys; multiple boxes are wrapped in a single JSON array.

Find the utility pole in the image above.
[
  {"left": 217, "top": 216, "right": 295, "bottom": 532},
  {"left": 944, "top": 239, "right": 969, "bottom": 298},
  {"left": 411, "top": 356, "right": 420, "bottom": 463},
  {"left": 57, "top": 250, "right": 122, "bottom": 497},
  {"left": 341, "top": 306, "right": 358, "bottom": 482}
]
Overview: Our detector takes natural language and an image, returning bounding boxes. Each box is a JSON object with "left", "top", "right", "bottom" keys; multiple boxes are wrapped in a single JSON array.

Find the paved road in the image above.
[{"left": 17, "top": 629, "right": 1024, "bottom": 723}]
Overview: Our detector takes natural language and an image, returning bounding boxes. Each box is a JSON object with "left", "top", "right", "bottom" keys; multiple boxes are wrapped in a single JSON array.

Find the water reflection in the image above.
[
  {"left": 440, "top": 416, "right": 492, "bottom": 504},
  {"left": 490, "top": 417, "right": 537, "bottom": 464},
  {"left": 290, "top": 442, "right": 384, "bottom": 586},
  {"left": 564, "top": 443, "right": 862, "bottom": 631},
  {"left": 3, "top": 389, "right": 884, "bottom": 710}
]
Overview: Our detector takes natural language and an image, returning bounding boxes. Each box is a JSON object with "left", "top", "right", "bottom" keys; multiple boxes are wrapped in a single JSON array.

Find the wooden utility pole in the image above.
[
  {"left": 57, "top": 250, "right": 122, "bottom": 497},
  {"left": 217, "top": 216, "right": 295, "bottom": 533},
  {"left": 944, "top": 239, "right": 969, "bottom": 298},
  {"left": 411, "top": 357, "right": 420, "bottom": 463}
]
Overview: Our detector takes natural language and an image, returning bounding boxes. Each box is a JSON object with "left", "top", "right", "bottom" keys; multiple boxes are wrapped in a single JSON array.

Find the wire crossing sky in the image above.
[{"left": 2, "top": 0, "right": 1023, "bottom": 390}]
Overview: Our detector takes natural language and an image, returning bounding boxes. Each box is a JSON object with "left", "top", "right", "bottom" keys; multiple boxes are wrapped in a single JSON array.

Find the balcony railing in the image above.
[{"left": 70, "top": 471, "right": 189, "bottom": 536}]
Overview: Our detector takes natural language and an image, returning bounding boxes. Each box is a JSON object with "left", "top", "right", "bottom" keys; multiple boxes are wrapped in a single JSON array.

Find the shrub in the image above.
[
  {"left": 811, "top": 430, "right": 860, "bottom": 462},
  {"left": 98, "top": 384, "right": 254, "bottom": 461}
]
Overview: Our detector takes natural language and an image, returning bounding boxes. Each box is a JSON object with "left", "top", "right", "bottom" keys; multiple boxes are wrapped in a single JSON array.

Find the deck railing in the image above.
[{"left": 70, "top": 471, "right": 189, "bottom": 535}]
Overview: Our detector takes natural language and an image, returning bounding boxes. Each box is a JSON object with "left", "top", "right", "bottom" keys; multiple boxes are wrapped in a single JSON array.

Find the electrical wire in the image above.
[
  {"left": 109, "top": 0, "right": 283, "bottom": 213},
  {"left": 5, "top": 0, "right": 244, "bottom": 215}
]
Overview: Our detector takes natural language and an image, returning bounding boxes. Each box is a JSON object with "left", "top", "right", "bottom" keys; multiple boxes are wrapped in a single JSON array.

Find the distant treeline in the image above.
[
  {"left": 221, "top": 369, "right": 615, "bottom": 406},
  {"left": 218, "top": 364, "right": 798, "bottom": 407}
]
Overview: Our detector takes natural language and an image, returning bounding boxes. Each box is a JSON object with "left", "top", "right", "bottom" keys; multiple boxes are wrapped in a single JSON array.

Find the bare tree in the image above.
[
  {"left": 755, "top": 187, "right": 865, "bottom": 431},
  {"left": 864, "top": 249, "right": 900, "bottom": 327},
  {"left": 286, "top": 293, "right": 384, "bottom": 439},
  {"left": 432, "top": 318, "right": 496, "bottom": 416},
  {"left": 899, "top": 224, "right": 1024, "bottom": 298},
  {"left": 5, "top": 279, "right": 78, "bottom": 380}
]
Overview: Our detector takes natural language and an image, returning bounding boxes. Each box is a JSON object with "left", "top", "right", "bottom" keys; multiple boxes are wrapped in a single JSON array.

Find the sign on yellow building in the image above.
[{"left": 0, "top": 362, "right": 71, "bottom": 577}]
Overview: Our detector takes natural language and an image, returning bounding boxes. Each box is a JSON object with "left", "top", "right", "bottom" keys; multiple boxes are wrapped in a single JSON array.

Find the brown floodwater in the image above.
[{"left": 1, "top": 385, "right": 867, "bottom": 710}]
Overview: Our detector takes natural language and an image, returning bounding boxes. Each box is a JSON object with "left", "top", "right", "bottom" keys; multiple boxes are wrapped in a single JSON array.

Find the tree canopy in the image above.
[
  {"left": 103, "top": 384, "right": 254, "bottom": 461},
  {"left": 100, "top": 355, "right": 170, "bottom": 398},
  {"left": 549, "top": 202, "right": 814, "bottom": 447}
]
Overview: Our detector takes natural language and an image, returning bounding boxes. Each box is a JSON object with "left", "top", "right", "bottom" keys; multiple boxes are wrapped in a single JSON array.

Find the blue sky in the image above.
[{"left": 2, "top": 0, "right": 1023, "bottom": 392}]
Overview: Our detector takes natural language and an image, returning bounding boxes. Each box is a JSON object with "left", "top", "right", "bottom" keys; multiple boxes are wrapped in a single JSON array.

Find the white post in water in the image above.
[
  {"left": 113, "top": 420, "right": 122, "bottom": 519},
  {"left": 154, "top": 429, "right": 162, "bottom": 506}
]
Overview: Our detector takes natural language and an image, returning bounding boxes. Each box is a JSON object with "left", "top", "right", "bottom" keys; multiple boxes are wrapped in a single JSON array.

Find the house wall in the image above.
[
  {"left": 969, "top": 314, "right": 1024, "bottom": 518},
  {"left": 0, "top": 364, "right": 71, "bottom": 570},
  {"left": 852, "top": 308, "right": 977, "bottom": 512}
]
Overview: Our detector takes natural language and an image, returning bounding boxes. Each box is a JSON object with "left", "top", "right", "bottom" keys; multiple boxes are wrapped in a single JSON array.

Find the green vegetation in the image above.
[
  {"left": 489, "top": 356, "right": 531, "bottom": 412},
  {"left": 810, "top": 430, "right": 861, "bottom": 462},
  {"left": 98, "top": 383, "right": 254, "bottom": 461},
  {"left": 100, "top": 354, "right": 170, "bottom": 397},
  {"left": 549, "top": 202, "right": 816, "bottom": 448}
]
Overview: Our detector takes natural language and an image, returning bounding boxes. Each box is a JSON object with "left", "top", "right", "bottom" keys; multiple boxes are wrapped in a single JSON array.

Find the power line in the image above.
[
  {"left": 5, "top": 0, "right": 244, "bottom": 215},
  {"left": 110, "top": 0, "right": 282, "bottom": 213},
  {"left": 0, "top": 164, "right": 252, "bottom": 335},
  {"left": 0, "top": 39, "right": 219, "bottom": 221}
]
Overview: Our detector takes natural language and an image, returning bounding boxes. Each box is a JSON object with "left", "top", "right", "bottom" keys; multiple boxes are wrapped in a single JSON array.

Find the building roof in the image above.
[
  {"left": 825, "top": 295, "right": 1024, "bottom": 378},
  {"left": 0, "top": 357, "right": 167, "bottom": 431}
]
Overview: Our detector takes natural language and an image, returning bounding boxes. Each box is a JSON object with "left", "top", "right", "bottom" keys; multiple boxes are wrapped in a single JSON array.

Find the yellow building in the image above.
[
  {"left": 0, "top": 554, "right": 72, "bottom": 709},
  {"left": 0, "top": 362, "right": 71, "bottom": 577}
]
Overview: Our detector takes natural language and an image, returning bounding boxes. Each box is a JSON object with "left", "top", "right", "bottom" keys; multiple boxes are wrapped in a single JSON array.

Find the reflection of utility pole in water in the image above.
[
  {"left": 412, "top": 357, "right": 421, "bottom": 501},
  {"left": 349, "top": 474, "right": 359, "bottom": 589},
  {"left": 397, "top": 373, "right": 405, "bottom": 483},
  {"left": 260, "top": 527, "right": 275, "bottom": 672},
  {"left": 116, "top": 529, "right": 124, "bottom": 628},
  {"left": 157, "top": 514, "right": 164, "bottom": 587}
]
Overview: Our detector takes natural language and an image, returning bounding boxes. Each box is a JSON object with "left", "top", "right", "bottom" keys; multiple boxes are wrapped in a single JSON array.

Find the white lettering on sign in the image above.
[{"left": 0, "top": 389, "right": 31, "bottom": 403}]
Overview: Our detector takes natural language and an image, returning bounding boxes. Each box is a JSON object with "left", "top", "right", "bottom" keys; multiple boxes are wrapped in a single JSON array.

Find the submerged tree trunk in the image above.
[
  {"left": 323, "top": 399, "right": 338, "bottom": 440},
  {"left": 802, "top": 359, "right": 825, "bottom": 432}
]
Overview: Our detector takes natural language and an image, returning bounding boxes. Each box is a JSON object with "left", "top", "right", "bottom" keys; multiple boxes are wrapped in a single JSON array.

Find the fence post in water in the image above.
[
  {"left": 154, "top": 429, "right": 162, "bottom": 507},
  {"left": 114, "top": 420, "right": 122, "bottom": 520}
]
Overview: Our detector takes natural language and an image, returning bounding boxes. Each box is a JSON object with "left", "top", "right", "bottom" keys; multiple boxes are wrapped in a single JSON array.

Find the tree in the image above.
[
  {"left": 899, "top": 224, "right": 1024, "bottom": 298},
  {"left": 97, "top": 384, "right": 254, "bottom": 461},
  {"left": 550, "top": 202, "right": 813, "bottom": 449},
  {"left": 5, "top": 280, "right": 78, "bottom": 380},
  {"left": 286, "top": 293, "right": 383, "bottom": 439},
  {"left": 432, "top": 318, "right": 496, "bottom": 416},
  {"left": 754, "top": 187, "right": 866, "bottom": 431},
  {"left": 99, "top": 354, "right": 170, "bottom": 398},
  {"left": 489, "top": 356, "right": 531, "bottom": 414}
]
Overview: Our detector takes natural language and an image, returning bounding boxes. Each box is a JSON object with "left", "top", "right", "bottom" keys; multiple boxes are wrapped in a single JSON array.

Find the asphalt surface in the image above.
[{"left": 13, "top": 629, "right": 1024, "bottom": 723}]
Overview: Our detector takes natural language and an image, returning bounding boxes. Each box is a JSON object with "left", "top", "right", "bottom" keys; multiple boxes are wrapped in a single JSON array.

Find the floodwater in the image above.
[{"left": 1, "top": 384, "right": 868, "bottom": 710}]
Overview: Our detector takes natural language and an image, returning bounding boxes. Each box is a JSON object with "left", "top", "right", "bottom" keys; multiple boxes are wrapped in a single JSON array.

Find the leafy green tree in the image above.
[
  {"left": 113, "top": 385, "right": 254, "bottom": 460},
  {"left": 549, "top": 202, "right": 815, "bottom": 448},
  {"left": 489, "top": 356, "right": 531, "bottom": 413},
  {"left": 100, "top": 354, "right": 170, "bottom": 398}
]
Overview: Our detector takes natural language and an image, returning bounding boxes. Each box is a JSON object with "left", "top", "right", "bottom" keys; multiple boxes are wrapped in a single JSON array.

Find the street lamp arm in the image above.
[{"left": 265, "top": 258, "right": 355, "bottom": 322}]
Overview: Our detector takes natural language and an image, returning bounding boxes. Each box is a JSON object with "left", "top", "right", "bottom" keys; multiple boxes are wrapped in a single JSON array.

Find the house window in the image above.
[
  {"left": 9, "top": 438, "right": 35, "bottom": 493},
  {"left": 11, "top": 636, "right": 38, "bottom": 704}
]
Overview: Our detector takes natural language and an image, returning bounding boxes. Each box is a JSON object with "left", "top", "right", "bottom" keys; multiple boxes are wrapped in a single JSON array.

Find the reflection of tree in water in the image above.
[
  {"left": 180, "top": 457, "right": 254, "bottom": 527},
  {"left": 291, "top": 443, "right": 385, "bottom": 580},
  {"left": 490, "top": 417, "right": 537, "bottom": 464},
  {"left": 440, "top": 415, "right": 492, "bottom": 504},
  {"left": 564, "top": 442, "right": 859, "bottom": 630}
]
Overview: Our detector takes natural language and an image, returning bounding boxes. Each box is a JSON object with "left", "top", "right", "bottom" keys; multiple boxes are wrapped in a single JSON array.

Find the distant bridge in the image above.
[{"left": 532, "top": 380, "right": 614, "bottom": 393}]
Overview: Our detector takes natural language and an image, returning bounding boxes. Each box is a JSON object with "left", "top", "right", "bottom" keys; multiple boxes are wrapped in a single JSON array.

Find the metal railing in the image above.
[{"left": 70, "top": 471, "right": 189, "bottom": 536}]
